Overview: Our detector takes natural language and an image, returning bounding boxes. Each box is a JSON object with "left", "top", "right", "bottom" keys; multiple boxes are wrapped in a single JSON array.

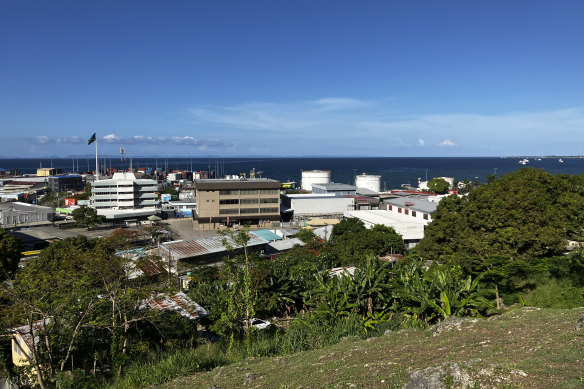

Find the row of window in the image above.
[
  {"left": 218, "top": 207, "right": 279, "bottom": 215},
  {"left": 389, "top": 205, "right": 429, "bottom": 220},
  {"left": 218, "top": 189, "right": 279, "bottom": 195},
  {"left": 219, "top": 198, "right": 279, "bottom": 205}
]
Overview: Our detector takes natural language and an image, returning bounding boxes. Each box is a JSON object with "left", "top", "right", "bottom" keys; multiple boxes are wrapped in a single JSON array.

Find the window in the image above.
[
  {"left": 388, "top": 205, "right": 392, "bottom": 211},
  {"left": 405, "top": 209, "right": 409, "bottom": 215},
  {"left": 260, "top": 198, "right": 278, "bottom": 204},
  {"left": 240, "top": 208, "right": 259, "bottom": 214},
  {"left": 423, "top": 213, "right": 429, "bottom": 220},
  {"left": 219, "top": 190, "right": 239, "bottom": 195},
  {"left": 412, "top": 211, "right": 417, "bottom": 217},
  {"left": 220, "top": 199, "right": 239, "bottom": 205},
  {"left": 240, "top": 198, "right": 259, "bottom": 204},
  {"left": 240, "top": 190, "right": 258, "bottom": 195},
  {"left": 259, "top": 189, "right": 279, "bottom": 194},
  {"left": 260, "top": 207, "right": 278, "bottom": 213},
  {"left": 219, "top": 209, "right": 239, "bottom": 215},
  {"left": 398, "top": 208, "right": 402, "bottom": 213}
]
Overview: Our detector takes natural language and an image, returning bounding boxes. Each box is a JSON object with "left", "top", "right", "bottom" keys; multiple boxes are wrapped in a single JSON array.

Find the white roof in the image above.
[
  {"left": 344, "top": 210, "right": 426, "bottom": 240},
  {"left": 97, "top": 208, "right": 159, "bottom": 219},
  {"left": 268, "top": 238, "right": 306, "bottom": 251}
]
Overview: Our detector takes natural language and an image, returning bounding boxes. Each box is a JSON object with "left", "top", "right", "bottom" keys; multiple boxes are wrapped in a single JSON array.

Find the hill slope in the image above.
[{"left": 163, "top": 308, "right": 584, "bottom": 389}]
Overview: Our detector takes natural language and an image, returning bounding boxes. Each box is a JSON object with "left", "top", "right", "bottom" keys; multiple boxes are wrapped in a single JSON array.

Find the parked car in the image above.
[{"left": 243, "top": 318, "right": 272, "bottom": 330}]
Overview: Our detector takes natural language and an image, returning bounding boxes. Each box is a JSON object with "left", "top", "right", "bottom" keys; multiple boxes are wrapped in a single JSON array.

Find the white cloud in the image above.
[
  {"left": 103, "top": 133, "right": 121, "bottom": 142},
  {"left": 188, "top": 97, "right": 371, "bottom": 133},
  {"left": 418, "top": 138, "right": 425, "bottom": 147},
  {"left": 30, "top": 133, "right": 234, "bottom": 148},
  {"left": 439, "top": 139, "right": 456, "bottom": 147}
]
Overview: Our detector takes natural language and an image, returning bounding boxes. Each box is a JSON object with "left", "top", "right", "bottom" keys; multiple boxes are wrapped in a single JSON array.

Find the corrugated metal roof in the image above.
[
  {"left": 144, "top": 292, "right": 208, "bottom": 320},
  {"left": 312, "top": 183, "right": 356, "bottom": 191},
  {"left": 267, "top": 238, "right": 305, "bottom": 252},
  {"left": 384, "top": 197, "right": 438, "bottom": 213},
  {"left": 159, "top": 233, "right": 269, "bottom": 260}
]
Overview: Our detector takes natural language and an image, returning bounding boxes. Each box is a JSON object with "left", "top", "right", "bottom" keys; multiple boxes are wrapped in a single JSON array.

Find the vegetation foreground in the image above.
[{"left": 160, "top": 308, "right": 584, "bottom": 389}]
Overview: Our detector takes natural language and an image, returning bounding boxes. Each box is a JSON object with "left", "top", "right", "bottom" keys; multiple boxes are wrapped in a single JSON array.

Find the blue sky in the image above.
[{"left": 1, "top": 1, "right": 584, "bottom": 158}]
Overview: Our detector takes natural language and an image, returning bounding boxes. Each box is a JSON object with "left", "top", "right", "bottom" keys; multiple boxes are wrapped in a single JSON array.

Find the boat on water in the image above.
[
  {"left": 559, "top": 158, "right": 564, "bottom": 163},
  {"left": 518, "top": 158, "right": 529, "bottom": 165}
]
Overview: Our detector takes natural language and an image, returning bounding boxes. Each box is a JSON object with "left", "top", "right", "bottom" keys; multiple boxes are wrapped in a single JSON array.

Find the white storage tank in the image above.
[
  {"left": 355, "top": 173, "right": 381, "bottom": 193},
  {"left": 301, "top": 170, "right": 331, "bottom": 191}
]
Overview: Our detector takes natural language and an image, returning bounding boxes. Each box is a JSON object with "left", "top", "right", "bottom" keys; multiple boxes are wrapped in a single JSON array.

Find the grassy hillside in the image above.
[{"left": 161, "top": 308, "right": 584, "bottom": 389}]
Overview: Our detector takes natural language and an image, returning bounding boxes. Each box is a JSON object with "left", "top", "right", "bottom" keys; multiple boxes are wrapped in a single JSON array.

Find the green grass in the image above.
[{"left": 152, "top": 308, "right": 584, "bottom": 389}]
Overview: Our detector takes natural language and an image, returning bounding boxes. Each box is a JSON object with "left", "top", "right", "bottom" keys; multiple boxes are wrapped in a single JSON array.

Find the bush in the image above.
[{"left": 524, "top": 278, "right": 584, "bottom": 309}]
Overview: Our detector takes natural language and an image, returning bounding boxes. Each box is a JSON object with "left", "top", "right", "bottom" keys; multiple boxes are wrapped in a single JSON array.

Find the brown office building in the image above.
[{"left": 194, "top": 179, "right": 281, "bottom": 230}]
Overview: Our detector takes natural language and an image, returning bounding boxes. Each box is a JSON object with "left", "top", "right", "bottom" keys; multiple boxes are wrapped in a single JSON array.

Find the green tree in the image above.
[
  {"left": 0, "top": 228, "right": 23, "bottom": 279},
  {"left": 72, "top": 206, "right": 103, "bottom": 230},
  {"left": 219, "top": 227, "right": 257, "bottom": 350},
  {"left": 1, "top": 237, "right": 108, "bottom": 388},
  {"left": 332, "top": 224, "right": 403, "bottom": 265},
  {"left": 330, "top": 218, "right": 366, "bottom": 241},
  {"left": 427, "top": 178, "right": 450, "bottom": 194},
  {"left": 418, "top": 168, "right": 584, "bottom": 262}
]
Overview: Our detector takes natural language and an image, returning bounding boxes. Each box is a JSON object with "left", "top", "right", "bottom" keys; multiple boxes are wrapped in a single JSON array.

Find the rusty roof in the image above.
[
  {"left": 146, "top": 292, "right": 208, "bottom": 320},
  {"left": 159, "top": 232, "right": 268, "bottom": 260}
]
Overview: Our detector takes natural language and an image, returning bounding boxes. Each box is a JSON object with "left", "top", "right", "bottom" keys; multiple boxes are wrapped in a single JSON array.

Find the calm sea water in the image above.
[{"left": 0, "top": 157, "right": 581, "bottom": 190}]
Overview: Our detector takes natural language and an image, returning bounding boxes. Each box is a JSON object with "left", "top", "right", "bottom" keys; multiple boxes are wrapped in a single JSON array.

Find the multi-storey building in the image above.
[
  {"left": 47, "top": 175, "right": 84, "bottom": 193},
  {"left": 194, "top": 178, "right": 281, "bottom": 230},
  {"left": 91, "top": 172, "right": 159, "bottom": 220}
]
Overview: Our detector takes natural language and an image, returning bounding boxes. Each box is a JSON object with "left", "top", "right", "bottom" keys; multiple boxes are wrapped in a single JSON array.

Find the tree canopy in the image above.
[
  {"left": 417, "top": 168, "right": 584, "bottom": 262},
  {"left": 0, "top": 228, "right": 23, "bottom": 279},
  {"left": 427, "top": 178, "right": 450, "bottom": 194},
  {"left": 72, "top": 206, "right": 103, "bottom": 230},
  {"left": 330, "top": 218, "right": 403, "bottom": 265}
]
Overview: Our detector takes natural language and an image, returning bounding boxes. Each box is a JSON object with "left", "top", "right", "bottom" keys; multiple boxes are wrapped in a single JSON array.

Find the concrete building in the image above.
[
  {"left": 91, "top": 172, "right": 159, "bottom": 220},
  {"left": 382, "top": 197, "right": 438, "bottom": 225},
  {"left": 281, "top": 193, "right": 354, "bottom": 222},
  {"left": 47, "top": 174, "right": 84, "bottom": 193},
  {"left": 37, "top": 168, "right": 57, "bottom": 177},
  {"left": 311, "top": 183, "right": 357, "bottom": 196},
  {"left": 0, "top": 202, "right": 55, "bottom": 226},
  {"left": 194, "top": 178, "right": 281, "bottom": 230}
]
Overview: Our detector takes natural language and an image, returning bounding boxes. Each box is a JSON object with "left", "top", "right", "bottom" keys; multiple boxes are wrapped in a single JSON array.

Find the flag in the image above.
[{"left": 88, "top": 132, "right": 96, "bottom": 145}]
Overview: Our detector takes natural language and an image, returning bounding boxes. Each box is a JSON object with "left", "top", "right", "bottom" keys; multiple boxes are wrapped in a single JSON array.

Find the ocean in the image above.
[{"left": 0, "top": 157, "right": 581, "bottom": 190}]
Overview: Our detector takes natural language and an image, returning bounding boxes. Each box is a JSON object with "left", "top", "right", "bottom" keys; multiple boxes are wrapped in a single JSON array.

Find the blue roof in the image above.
[
  {"left": 52, "top": 174, "right": 82, "bottom": 178},
  {"left": 250, "top": 229, "right": 282, "bottom": 242}
]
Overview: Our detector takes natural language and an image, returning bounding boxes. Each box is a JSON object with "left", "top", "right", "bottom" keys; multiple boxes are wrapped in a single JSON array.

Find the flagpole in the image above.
[{"left": 95, "top": 132, "right": 99, "bottom": 181}]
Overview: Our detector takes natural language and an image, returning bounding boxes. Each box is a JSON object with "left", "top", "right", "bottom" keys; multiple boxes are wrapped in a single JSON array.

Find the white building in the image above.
[
  {"left": 344, "top": 209, "right": 427, "bottom": 249},
  {"left": 281, "top": 193, "right": 354, "bottom": 221},
  {"left": 382, "top": 197, "right": 438, "bottom": 225},
  {"left": 91, "top": 172, "right": 159, "bottom": 220}
]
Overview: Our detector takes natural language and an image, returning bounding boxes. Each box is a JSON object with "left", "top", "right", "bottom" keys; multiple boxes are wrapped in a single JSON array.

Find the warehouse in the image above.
[
  {"left": 0, "top": 202, "right": 55, "bottom": 227},
  {"left": 281, "top": 193, "right": 354, "bottom": 222}
]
